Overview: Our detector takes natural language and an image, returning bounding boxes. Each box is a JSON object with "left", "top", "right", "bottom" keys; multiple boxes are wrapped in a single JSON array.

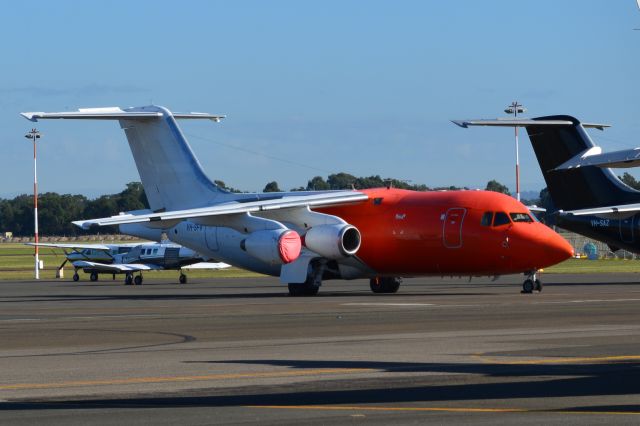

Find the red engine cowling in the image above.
[
  {"left": 241, "top": 229, "right": 301, "bottom": 265},
  {"left": 304, "top": 224, "right": 361, "bottom": 259}
]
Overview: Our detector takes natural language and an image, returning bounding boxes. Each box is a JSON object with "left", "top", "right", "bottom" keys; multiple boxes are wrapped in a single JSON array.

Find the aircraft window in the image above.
[
  {"left": 152, "top": 248, "right": 158, "bottom": 255},
  {"left": 510, "top": 212, "right": 533, "bottom": 223},
  {"left": 481, "top": 212, "right": 493, "bottom": 226},
  {"left": 493, "top": 212, "right": 511, "bottom": 226},
  {"left": 118, "top": 247, "right": 132, "bottom": 254}
]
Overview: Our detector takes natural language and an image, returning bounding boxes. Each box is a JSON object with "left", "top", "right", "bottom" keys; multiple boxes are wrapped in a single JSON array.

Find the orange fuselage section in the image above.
[{"left": 319, "top": 188, "right": 572, "bottom": 276}]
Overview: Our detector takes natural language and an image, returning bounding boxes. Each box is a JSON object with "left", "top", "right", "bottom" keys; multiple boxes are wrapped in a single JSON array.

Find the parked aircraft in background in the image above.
[
  {"left": 22, "top": 106, "right": 573, "bottom": 295},
  {"left": 28, "top": 241, "right": 230, "bottom": 285},
  {"left": 454, "top": 115, "right": 640, "bottom": 259}
]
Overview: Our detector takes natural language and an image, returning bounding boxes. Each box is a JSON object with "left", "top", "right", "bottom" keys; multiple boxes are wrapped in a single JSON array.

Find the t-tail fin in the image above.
[
  {"left": 22, "top": 105, "right": 231, "bottom": 212},
  {"left": 453, "top": 115, "right": 640, "bottom": 211},
  {"left": 525, "top": 115, "right": 640, "bottom": 211}
]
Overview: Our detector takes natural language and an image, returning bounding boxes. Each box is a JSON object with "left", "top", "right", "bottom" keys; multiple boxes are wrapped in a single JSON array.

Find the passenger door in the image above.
[{"left": 443, "top": 208, "right": 466, "bottom": 248}]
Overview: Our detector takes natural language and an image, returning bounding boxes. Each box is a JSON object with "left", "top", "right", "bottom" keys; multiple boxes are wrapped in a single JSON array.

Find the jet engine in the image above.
[
  {"left": 119, "top": 223, "right": 163, "bottom": 242},
  {"left": 304, "top": 224, "right": 361, "bottom": 259},
  {"left": 240, "top": 229, "right": 301, "bottom": 265}
]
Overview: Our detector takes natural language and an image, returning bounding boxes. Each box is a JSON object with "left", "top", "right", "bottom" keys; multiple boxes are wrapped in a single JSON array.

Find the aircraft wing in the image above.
[
  {"left": 554, "top": 147, "right": 640, "bottom": 170},
  {"left": 560, "top": 203, "right": 640, "bottom": 216},
  {"left": 73, "top": 191, "right": 369, "bottom": 229},
  {"left": 182, "top": 262, "right": 231, "bottom": 270},
  {"left": 72, "top": 261, "right": 163, "bottom": 272},
  {"left": 25, "top": 242, "right": 112, "bottom": 251}
]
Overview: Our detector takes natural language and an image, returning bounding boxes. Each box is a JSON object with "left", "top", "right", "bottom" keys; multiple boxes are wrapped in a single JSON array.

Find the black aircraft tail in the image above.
[{"left": 525, "top": 115, "right": 640, "bottom": 211}]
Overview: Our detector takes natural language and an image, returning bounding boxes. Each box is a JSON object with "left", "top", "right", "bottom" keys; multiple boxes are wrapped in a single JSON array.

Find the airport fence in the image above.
[{"left": 556, "top": 230, "right": 640, "bottom": 260}]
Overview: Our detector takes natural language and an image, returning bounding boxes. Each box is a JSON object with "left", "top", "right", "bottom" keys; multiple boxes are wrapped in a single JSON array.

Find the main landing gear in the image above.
[
  {"left": 288, "top": 261, "right": 324, "bottom": 296},
  {"left": 179, "top": 273, "right": 187, "bottom": 284},
  {"left": 125, "top": 273, "right": 143, "bottom": 286},
  {"left": 370, "top": 277, "right": 402, "bottom": 294},
  {"left": 522, "top": 271, "right": 542, "bottom": 294},
  {"left": 72, "top": 270, "right": 80, "bottom": 282}
]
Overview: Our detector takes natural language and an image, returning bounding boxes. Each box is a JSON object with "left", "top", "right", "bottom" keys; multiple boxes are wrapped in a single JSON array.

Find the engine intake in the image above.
[
  {"left": 304, "top": 224, "right": 361, "bottom": 259},
  {"left": 241, "top": 229, "right": 301, "bottom": 265}
]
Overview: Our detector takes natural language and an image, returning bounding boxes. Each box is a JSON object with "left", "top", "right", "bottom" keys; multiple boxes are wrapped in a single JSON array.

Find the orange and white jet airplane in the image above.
[{"left": 22, "top": 106, "right": 573, "bottom": 295}]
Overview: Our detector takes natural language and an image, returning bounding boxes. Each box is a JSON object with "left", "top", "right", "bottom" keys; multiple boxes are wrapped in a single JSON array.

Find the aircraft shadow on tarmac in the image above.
[{"left": 2, "top": 359, "right": 638, "bottom": 413}]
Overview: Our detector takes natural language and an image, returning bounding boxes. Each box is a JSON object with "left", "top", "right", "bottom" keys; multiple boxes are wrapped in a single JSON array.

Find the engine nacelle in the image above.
[
  {"left": 241, "top": 229, "right": 301, "bottom": 265},
  {"left": 304, "top": 224, "right": 361, "bottom": 259},
  {"left": 119, "top": 223, "right": 163, "bottom": 242}
]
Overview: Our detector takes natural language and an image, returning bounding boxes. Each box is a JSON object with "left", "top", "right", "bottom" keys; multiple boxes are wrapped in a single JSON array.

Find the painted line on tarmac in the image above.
[
  {"left": 246, "top": 405, "right": 640, "bottom": 416},
  {"left": 0, "top": 368, "right": 375, "bottom": 390},
  {"left": 342, "top": 303, "right": 435, "bottom": 307},
  {"left": 537, "top": 298, "right": 640, "bottom": 305},
  {"left": 472, "top": 353, "right": 640, "bottom": 365}
]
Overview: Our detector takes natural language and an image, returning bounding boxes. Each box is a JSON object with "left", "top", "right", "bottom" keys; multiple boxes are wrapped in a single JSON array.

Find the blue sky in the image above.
[{"left": 1, "top": 0, "right": 639, "bottom": 198}]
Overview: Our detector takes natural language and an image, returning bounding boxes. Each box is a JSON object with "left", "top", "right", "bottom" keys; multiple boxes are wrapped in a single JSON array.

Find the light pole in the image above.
[
  {"left": 25, "top": 129, "right": 41, "bottom": 279},
  {"left": 504, "top": 101, "right": 526, "bottom": 202}
]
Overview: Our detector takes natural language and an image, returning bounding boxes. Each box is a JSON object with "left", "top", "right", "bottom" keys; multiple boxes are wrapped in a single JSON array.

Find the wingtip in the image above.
[
  {"left": 451, "top": 120, "right": 468, "bottom": 128},
  {"left": 20, "top": 112, "right": 39, "bottom": 122}
]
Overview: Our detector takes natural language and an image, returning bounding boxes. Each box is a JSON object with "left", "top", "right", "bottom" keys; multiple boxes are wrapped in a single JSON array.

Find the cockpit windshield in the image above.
[
  {"left": 493, "top": 212, "right": 511, "bottom": 226},
  {"left": 510, "top": 212, "right": 533, "bottom": 223}
]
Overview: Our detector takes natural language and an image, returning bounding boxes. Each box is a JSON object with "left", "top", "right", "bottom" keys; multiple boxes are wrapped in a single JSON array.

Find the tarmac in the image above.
[{"left": 0, "top": 273, "right": 639, "bottom": 425}]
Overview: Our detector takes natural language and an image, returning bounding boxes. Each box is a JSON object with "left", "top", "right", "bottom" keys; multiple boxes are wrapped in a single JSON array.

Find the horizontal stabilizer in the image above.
[
  {"left": 452, "top": 118, "right": 610, "bottom": 130},
  {"left": 21, "top": 107, "right": 225, "bottom": 122},
  {"left": 74, "top": 191, "right": 369, "bottom": 229}
]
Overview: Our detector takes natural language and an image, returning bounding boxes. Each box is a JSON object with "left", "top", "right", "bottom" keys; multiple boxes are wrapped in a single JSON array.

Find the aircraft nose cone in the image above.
[{"left": 546, "top": 231, "right": 574, "bottom": 265}]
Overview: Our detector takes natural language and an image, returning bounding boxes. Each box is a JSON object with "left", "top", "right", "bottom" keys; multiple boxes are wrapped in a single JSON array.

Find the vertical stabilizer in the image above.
[
  {"left": 21, "top": 105, "right": 232, "bottom": 212},
  {"left": 118, "top": 106, "right": 229, "bottom": 211},
  {"left": 525, "top": 115, "right": 640, "bottom": 211}
]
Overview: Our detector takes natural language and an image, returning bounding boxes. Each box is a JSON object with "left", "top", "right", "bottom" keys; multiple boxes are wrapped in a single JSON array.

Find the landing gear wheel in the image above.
[
  {"left": 134, "top": 275, "right": 143, "bottom": 286},
  {"left": 90, "top": 272, "right": 98, "bottom": 282},
  {"left": 534, "top": 279, "right": 543, "bottom": 292},
  {"left": 522, "top": 279, "right": 534, "bottom": 294},
  {"left": 179, "top": 274, "right": 187, "bottom": 284},
  {"left": 73, "top": 272, "right": 80, "bottom": 282},
  {"left": 370, "top": 277, "right": 402, "bottom": 294},
  {"left": 288, "top": 280, "right": 319, "bottom": 296},
  {"left": 125, "top": 274, "right": 133, "bottom": 285}
]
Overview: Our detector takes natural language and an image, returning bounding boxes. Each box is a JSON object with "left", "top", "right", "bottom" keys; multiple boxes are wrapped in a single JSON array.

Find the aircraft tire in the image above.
[
  {"left": 90, "top": 272, "right": 98, "bottom": 282},
  {"left": 522, "top": 279, "right": 534, "bottom": 294},
  {"left": 179, "top": 274, "right": 187, "bottom": 284},
  {"left": 370, "top": 277, "right": 401, "bottom": 294},
  {"left": 73, "top": 273, "right": 80, "bottom": 282},
  {"left": 288, "top": 282, "right": 319, "bottom": 296},
  {"left": 125, "top": 274, "right": 133, "bottom": 285},
  {"left": 134, "top": 275, "right": 143, "bottom": 286},
  {"left": 534, "top": 279, "right": 543, "bottom": 292}
]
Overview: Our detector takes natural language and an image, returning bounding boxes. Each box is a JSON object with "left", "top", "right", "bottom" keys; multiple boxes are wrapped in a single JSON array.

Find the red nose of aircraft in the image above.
[{"left": 510, "top": 222, "right": 574, "bottom": 270}]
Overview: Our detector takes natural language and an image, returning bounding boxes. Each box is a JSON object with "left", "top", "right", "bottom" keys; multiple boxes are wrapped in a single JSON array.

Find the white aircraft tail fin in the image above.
[{"left": 22, "top": 105, "right": 230, "bottom": 212}]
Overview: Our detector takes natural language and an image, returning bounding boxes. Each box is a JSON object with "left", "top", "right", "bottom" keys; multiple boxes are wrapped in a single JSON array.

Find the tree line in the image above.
[
  {"left": 0, "top": 182, "right": 148, "bottom": 237},
  {"left": 1, "top": 174, "right": 522, "bottom": 237}
]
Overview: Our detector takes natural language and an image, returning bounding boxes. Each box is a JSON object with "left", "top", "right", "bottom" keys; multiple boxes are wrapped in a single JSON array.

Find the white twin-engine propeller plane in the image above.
[{"left": 27, "top": 241, "right": 230, "bottom": 285}]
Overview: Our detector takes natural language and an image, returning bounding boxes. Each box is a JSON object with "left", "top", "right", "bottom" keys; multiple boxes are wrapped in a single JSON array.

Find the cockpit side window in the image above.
[
  {"left": 493, "top": 212, "right": 511, "bottom": 226},
  {"left": 481, "top": 212, "right": 493, "bottom": 226},
  {"left": 510, "top": 212, "right": 533, "bottom": 223}
]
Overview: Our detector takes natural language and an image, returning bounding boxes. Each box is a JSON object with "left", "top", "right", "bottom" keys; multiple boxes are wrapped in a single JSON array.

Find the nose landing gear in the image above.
[{"left": 522, "top": 271, "right": 542, "bottom": 294}]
